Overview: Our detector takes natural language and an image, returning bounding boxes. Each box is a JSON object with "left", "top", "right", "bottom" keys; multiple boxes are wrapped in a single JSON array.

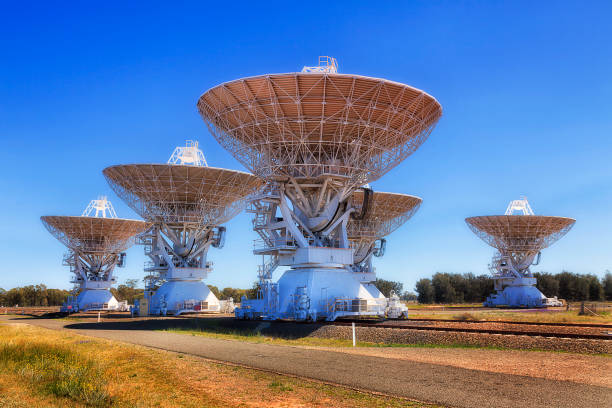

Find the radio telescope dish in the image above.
[
  {"left": 347, "top": 191, "right": 422, "bottom": 319},
  {"left": 348, "top": 191, "right": 422, "bottom": 242},
  {"left": 348, "top": 191, "right": 421, "bottom": 263},
  {"left": 41, "top": 216, "right": 150, "bottom": 254},
  {"left": 201, "top": 58, "right": 442, "bottom": 321},
  {"left": 465, "top": 215, "right": 575, "bottom": 254},
  {"left": 465, "top": 198, "right": 575, "bottom": 308},
  {"left": 103, "top": 140, "right": 263, "bottom": 316},
  {"left": 197, "top": 63, "right": 442, "bottom": 187},
  {"left": 41, "top": 198, "right": 149, "bottom": 313},
  {"left": 103, "top": 164, "right": 263, "bottom": 226}
]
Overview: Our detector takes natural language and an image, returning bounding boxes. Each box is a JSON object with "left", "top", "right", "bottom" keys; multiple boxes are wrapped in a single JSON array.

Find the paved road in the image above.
[{"left": 5, "top": 316, "right": 611, "bottom": 408}]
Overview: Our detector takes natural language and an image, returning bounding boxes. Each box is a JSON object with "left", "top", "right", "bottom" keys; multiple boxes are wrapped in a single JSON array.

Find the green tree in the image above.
[
  {"left": 603, "top": 271, "right": 612, "bottom": 301},
  {"left": 207, "top": 285, "right": 221, "bottom": 299},
  {"left": 111, "top": 279, "right": 144, "bottom": 304},
  {"left": 374, "top": 279, "right": 403, "bottom": 298},
  {"left": 245, "top": 282, "right": 260, "bottom": 300},
  {"left": 587, "top": 274, "right": 603, "bottom": 301},
  {"left": 220, "top": 287, "right": 248, "bottom": 301},
  {"left": 432, "top": 273, "right": 457, "bottom": 303},
  {"left": 415, "top": 278, "right": 434, "bottom": 304},
  {"left": 533, "top": 272, "right": 559, "bottom": 298}
]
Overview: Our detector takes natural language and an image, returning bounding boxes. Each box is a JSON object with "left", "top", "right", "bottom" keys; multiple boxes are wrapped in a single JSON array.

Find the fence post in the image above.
[{"left": 352, "top": 322, "right": 356, "bottom": 347}]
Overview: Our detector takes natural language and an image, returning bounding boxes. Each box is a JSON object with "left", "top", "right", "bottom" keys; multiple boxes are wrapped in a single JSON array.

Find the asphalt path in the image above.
[{"left": 4, "top": 316, "right": 611, "bottom": 408}]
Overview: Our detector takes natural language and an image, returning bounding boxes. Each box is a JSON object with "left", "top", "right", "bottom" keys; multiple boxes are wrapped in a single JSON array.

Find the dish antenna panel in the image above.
[
  {"left": 167, "top": 140, "right": 208, "bottom": 166},
  {"left": 41, "top": 198, "right": 149, "bottom": 313},
  {"left": 104, "top": 143, "right": 262, "bottom": 316},
  {"left": 301, "top": 56, "right": 338, "bottom": 73},
  {"left": 81, "top": 196, "right": 117, "bottom": 218},
  {"left": 465, "top": 198, "right": 574, "bottom": 308},
  {"left": 505, "top": 196, "right": 534, "bottom": 215},
  {"left": 199, "top": 58, "right": 442, "bottom": 321}
]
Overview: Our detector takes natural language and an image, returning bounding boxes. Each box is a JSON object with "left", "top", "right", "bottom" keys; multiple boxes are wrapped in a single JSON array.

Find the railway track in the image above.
[
  {"left": 330, "top": 321, "right": 612, "bottom": 340},
  {"left": 407, "top": 318, "right": 612, "bottom": 329}
]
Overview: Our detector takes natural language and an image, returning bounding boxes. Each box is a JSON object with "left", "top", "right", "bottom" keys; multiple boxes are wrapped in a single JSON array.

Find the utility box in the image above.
[{"left": 138, "top": 298, "right": 149, "bottom": 316}]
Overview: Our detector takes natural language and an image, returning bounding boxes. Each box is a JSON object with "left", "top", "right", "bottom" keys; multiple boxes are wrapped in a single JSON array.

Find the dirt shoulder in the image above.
[{"left": 304, "top": 345, "right": 612, "bottom": 388}]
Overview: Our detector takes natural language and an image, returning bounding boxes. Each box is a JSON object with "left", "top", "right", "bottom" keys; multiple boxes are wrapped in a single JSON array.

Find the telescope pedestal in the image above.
[
  {"left": 150, "top": 279, "right": 220, "bottom": 315},
  {"left": 76, "top": 288, "right": 119, "bottom": 312},
  {"left": 238, "top": 267, "right": 386, "bottom": 321},
  {"left": 484, "top": 277, "right": 548, "bottom": 308}
]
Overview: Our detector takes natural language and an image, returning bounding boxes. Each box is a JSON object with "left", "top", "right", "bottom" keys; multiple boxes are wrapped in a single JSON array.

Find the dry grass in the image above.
[
  {"left": 452, "top": 312, "right": 481, "bottom": 321},
  {"left": 409, "top": 309, "right": 612, "bottom": 324},
  {"left": 0, "top": 323, "right": 440, "bottom": 408}
]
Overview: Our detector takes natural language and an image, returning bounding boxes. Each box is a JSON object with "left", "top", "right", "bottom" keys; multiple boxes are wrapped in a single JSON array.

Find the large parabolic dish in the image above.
[
  {"left": 41, "top": 199, "right": 150, "bottom": 313},
  {"left": 465, "top": 198, "right": 575, "bottom": 308},
  {"left": 197, "top": 73, "right": 442, "bottom": 186},
  {"left": 103, "top": 151, "right": 264, "bottom": 316},
  {"left": 465, "top": 215, "right": 575, "bottom": 254},
  {"left": 41, "top": 216, "right": 150, "bottom": 254},
  {"left": 201, "top": 60, "right": 441, "bottom": 321},
  {"left": 348, "top": 191, "right": 422, "bottom": 241},
  {"left": 103, "top": 164, "right": 263, "bottom": 226}
]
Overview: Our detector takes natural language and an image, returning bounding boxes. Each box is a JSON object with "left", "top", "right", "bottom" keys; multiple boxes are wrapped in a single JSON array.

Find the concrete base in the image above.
[
  {"left": 150, "top": 280, "right": 220, "bottom": 315},
  {"left": 237, "top": 268, "right": 386, "bottom": 321},
  {"left": 484, "top": 284, "right": 547, "bottom": 308},
  {"left": 76, "top": 289, "right": 119, "bottom": 311}
]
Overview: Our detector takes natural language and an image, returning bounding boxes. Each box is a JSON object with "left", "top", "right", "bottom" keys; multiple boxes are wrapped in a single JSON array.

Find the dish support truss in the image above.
[
  {"left": 60, "top": 249, "right": 123, "bottom": 312},
  {"left": 484, "top": 249, "right": 562, "bottom": 308},
  {"left": 139, "top": 222, "right": 225, "bottom": 315},
  {"left": 236, "top": 183, "right": 398, "bottom": 321}
]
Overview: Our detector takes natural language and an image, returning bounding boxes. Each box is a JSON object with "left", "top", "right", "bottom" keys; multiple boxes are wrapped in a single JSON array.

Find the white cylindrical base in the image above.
[
  {"left": 238, "top": 268, "right": 386, "bottom": 321},
  {"left": 150, "top": 280, "right": 220, "bottom": 315},
  {"left": 484, "top": 282, "right": 547, "bottom": 308},
  {"left": 77, "top": 289, "right": 119, "bottom": 312}
]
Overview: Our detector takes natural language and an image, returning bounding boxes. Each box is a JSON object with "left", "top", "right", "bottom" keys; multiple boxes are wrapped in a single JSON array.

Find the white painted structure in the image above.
[
  {"left": 466, "top": 197, "right": 575, "bottom": 308},
  {"left": 198, "top": 58, "right": 442, "bottom": 321},
  {"left": 104, "top": 141, "right": 262, "bottom": 315},
  {"left": 41, "top": 198, "right": 149, "bottom": 313}
]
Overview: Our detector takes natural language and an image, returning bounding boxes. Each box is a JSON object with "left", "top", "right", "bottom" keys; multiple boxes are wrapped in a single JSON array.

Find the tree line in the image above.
[
  {"left": 0, "top": 285, "right": 72, "bottom": 307},
  {"left": 415, "top": 271, "right": 612, "bottom": 304},
  {"left": 3, "top": 272, "right": 611, "bottom": 307}
]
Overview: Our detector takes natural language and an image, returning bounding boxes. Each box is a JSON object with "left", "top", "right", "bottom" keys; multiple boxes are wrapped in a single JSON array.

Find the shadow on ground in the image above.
[{"left": 60, "top": 316, "right": 325, "bottom": 339}]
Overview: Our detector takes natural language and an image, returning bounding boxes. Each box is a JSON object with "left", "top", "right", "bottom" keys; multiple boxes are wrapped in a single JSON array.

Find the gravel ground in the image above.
[
  {"left": 6, "top": 316, "right": 611, "bottom": 408},
  {"left": 29, "top": 314, "right": 612, "bottom": 354},
  {"left": 377, "top": 320, "right": 612, "bottom": 335},
  {"left": 313, "top": 325, "right": 612, "bottom": 354}
]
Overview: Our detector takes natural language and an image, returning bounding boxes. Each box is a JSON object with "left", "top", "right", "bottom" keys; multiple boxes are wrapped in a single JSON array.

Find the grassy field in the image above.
[{"left": 0, "top": 323, "right": 441, "bottom": 408}]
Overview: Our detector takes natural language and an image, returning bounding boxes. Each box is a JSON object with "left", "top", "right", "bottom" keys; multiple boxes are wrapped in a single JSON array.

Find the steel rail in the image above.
[
  {"left": 328, "top": 321, "right": 612, "bottom": 340},
  {"left": 406, "top": 318, "right": 612, "bottom": 329}
]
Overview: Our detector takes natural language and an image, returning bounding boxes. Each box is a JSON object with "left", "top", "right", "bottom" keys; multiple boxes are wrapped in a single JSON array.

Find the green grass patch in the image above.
[{"left": 268, "top": 380, "right": 294, "bottom": 391}]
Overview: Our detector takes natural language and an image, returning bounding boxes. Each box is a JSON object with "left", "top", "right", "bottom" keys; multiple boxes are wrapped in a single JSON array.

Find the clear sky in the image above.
[{"left": 1, "top": 1, "right": 611, "bottom": 293}]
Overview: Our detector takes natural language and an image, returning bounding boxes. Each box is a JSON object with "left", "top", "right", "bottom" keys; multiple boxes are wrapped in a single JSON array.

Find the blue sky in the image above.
[{"left": 1, "top": 1, "right": 611, "bottom": 292}]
